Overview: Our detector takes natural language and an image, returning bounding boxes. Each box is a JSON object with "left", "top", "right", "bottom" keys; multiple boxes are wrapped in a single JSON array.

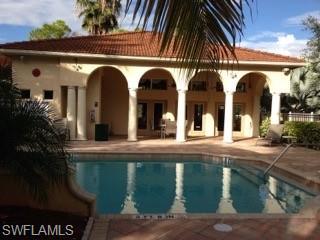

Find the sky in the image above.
[{"left": 0, "top": 0, "right": 319, "bottom": 57}]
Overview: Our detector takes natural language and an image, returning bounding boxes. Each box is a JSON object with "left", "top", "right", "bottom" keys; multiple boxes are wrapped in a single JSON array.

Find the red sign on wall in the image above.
[{"left": 32, "top": 68, "right": 41, "bottom": 77}]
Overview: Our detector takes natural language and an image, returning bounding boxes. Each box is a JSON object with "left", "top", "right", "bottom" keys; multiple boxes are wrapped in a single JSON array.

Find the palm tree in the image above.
[
  {"left": 125, "top": 0, "right": 253, "bottom": 75},
  {"left": 77, "top": 0, "right": 121, "bottom": 35},
  {"left": 281, "top": 66, "right": 320, "bottom": 113},
  {"left": 0, "top": 64, "right": 69, "bottom": 202}
]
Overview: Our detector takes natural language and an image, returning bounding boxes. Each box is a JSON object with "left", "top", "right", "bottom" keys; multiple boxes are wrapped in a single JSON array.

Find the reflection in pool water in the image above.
[{"left": 75, "top": 161, "right": 315, "bottom": 214}]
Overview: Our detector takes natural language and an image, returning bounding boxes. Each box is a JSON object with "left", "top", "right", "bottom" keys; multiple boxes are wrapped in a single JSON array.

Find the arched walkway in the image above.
[
  {"left": 234, "top": 72, "right": 271, "bottom": 137},
  {"left": 136, "top": 68, "right": 177, "bottom": 136},
  {"left": 86, "top": 66, "right": 128, "bottom": 140},
  {"left": 187, "top": 71, "right": 221, "bottom": 137}
]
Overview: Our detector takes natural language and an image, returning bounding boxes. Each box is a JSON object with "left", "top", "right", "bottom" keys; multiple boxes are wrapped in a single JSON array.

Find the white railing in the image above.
[{"left": 282, "top": 112, "right": 320, "bottom": 122}]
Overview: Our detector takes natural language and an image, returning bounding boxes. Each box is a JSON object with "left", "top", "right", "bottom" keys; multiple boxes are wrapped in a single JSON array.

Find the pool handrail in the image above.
[{"left": 263, "top": 144, "right": 293, "bottom": 177}]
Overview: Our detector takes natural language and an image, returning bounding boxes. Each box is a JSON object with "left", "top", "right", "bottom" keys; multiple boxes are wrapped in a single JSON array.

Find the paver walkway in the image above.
[{"left": 93, "top": 216, "right": 320, "bottom": 240}]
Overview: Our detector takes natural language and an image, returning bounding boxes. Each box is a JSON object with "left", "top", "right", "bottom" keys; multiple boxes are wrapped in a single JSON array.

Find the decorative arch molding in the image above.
[
  {"left": 219, "top": 70, "right": 289, "bottom": 93},
  {"left": 136, "top": 67, "right": 178, "bottom": 89},
  {"left": 84, "top": 64, "right": 128, "bottom": 87},
  {"left": 187, "top": 70, "right": 222, "bottom": 86}
]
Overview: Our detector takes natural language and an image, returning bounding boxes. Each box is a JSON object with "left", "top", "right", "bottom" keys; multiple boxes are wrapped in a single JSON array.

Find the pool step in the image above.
[{"left": 89, "top": 217, "right": 109, "bottom": 240}]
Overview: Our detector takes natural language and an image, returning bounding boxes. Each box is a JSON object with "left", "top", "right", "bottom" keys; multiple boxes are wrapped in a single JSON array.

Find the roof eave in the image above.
[{"left": 0, "top": 48, "right": 306, "bottom": 68}]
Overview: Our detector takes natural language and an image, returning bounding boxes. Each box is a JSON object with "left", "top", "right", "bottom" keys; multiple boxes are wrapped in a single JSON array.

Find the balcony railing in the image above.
[{"left": 282, "top": 112, "right": 320, "bottom": 122}]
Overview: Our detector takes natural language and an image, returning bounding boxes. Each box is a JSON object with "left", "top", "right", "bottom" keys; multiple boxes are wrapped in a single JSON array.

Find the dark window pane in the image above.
[
  {"left": 216, "top": 81, "right": 223, "bottom": 92},
  {"left": 190, "top": 81, "right": 206, "bottom": 91},
  {"left": 194, "top": 104, "right": 203, "bottom": 131},
  {"left": 139, "top": 79, "right": 151, "bottom": 90},
  {"left": 217, "top": 105, "right": 225, "bottom": 131},
  {"left": 152, "top": 79, "right": 167, "bottom": 90},
  {"left": 44, "top": 90, "right": 53, "bottom": 100},
  {"left": 21, "top": 89, "right": 30, "bottom": 99},
  {"left": 236, "top": 82, "right": 246, "bottom": 92},
  {"left": 138, "top": 102, "right": 148, "bottom": 129},
  {"left": 233, "top": 105, "right": 242, "bottom": 131}
]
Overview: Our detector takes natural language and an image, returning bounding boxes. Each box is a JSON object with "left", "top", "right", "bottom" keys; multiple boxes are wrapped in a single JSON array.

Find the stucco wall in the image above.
[
  {"left": 10, "top": 55, "right": 292, "bottom": 139},
  {"left": 86, "top": 69, "right": 101, "bottom": 139},
  {"left": 13, "top": 57, "right": 63, "bottom": 115},
  {"left": 0, "top": 170, "right": 95, "bottom": 216},
  {"left": 101, "top": 67, "right": 129, "bottom": 135}
]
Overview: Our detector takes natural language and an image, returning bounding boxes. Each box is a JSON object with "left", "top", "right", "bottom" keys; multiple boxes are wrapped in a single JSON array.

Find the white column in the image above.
[
  {"left": 217, "top": 167, "right": 236, "bottom": 213},
  {"left": 310, "top": 112, "right": 314, "bottom": 122},
  {"left": 170, "top": 163, "right": 186, "bottom": 213},
  {"left": 252, "top": 94, "right": 261, "bottom": 137},
  {"left": 67, "top": 86, "right": 77, "bottom": 140},
  {"left": 223, "top": 91, "right": 234, "bottom": 143},
  {"left": 77, "top": 86, "right": 87, "bottom": 140},
  {"left": 128, "top": 88, "right": 138, "bottom": 141},
  {"left": 121, "top": 163, "right": 138, "bottom": 214},
  {"left": 176, "top": 89, "right": 186, "bottom": 142},
  {"left": 222, "top": 168, "right": 231, "bottom": 199},
  {"left": 271, "top": 93, "right": 281, "bottom": 124},
  {"left": 262, "top": 176, "right": 284, "bottom": 213}
]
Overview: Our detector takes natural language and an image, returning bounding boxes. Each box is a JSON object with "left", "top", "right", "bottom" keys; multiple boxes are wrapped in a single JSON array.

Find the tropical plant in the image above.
[
  {"left": 284, "top": 121, "right": 320, "bottom": 148},
  {"left": 281, "top": 16, "right": 320, "bottom": 113},
  {"left": 303, "top": 16, "right": 320, "bottom": 63},
  {"left": 0, "top": 64, "right": 69, "bottom": 202},
  {"left": 29, "top": 20, "right": 71, "bottom": 40},
  {"left": 259, "top": 117, "right": 270, "bottom": 137},
  {"left": 282, "top": 67, "right": 320, "bottom": 113},
  {"left": 125, "top": 0, "right": 253, "bottom": 76},
  {"left": 77, "top": 0, "right": 121, "bottom": 35}
]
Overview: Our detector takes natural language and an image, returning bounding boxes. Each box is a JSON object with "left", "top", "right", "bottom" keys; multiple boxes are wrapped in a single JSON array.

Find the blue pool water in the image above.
[{"left": 74, "top": 160, "right": 315, "bottom": 214}]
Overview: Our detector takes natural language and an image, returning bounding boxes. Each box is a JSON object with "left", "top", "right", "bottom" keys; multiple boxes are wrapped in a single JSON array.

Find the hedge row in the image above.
[{"left": 283, "top": 121, "right": 320, "bottom": 145}]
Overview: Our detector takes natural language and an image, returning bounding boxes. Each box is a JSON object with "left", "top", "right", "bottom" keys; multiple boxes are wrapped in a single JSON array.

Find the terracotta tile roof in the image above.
[{"left": 0, "top": 32, "right": 304, "bottom": 63}]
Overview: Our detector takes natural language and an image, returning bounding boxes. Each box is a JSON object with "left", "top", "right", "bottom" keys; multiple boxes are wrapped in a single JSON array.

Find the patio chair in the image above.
[
  {"left": 160, "top": 119, "right": 176, "bottom": 139},
  {"left": 256, "top": 124, "right": 284, "bottom": 146}
]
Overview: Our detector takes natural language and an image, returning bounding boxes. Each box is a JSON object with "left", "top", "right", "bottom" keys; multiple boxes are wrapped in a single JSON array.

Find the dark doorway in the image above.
[
  {"left": 218, "top": 104, "right": 225, "bottom": 131},
  {"left": 138, "top": 102, "right": 147, "bottom": 129},
  {"left": 153, "top": 103, "right": 163, "bottom": 130},
  {"left": 194, "top": 104, "right": 203, "bottom": 131},
  {"left": 217, "top": 104, "right": 243, "bottom": 132}
]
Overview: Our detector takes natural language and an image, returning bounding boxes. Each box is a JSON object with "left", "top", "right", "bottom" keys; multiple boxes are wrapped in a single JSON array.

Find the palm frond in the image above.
[
  {"left": 125, "top": 0, "right": 253, "bottom": 77},
  {"left": 0, "top": 79, "right": 69, "bottom": 202}
]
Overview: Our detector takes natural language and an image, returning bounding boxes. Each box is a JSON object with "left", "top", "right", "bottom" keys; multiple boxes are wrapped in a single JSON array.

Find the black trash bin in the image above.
[{"left": 95, "top": 124, "right": 108, "bottom": 141}]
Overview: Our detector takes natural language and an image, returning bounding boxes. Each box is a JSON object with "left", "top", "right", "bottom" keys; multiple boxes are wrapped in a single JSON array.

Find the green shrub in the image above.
[
  {"left": 259, "top": 117, "right": 271, "bottom": 137},
  {"left": 283, "top": 121, "right": 320, "bottom": 145}
]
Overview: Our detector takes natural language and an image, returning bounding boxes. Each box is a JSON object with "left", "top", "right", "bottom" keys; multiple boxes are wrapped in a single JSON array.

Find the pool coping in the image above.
[{"left": 70, "top": 151, "right": 320, "bottom": 219}]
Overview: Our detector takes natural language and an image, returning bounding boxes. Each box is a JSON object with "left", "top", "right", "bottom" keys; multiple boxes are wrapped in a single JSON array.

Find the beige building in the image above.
[{"left": 0, "top": 32, "right": 304, "bottom": 143}]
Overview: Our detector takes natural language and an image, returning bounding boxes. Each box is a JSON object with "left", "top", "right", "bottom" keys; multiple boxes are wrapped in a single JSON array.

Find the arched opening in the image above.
[
  {"left": 187, "top": 71, "right": 221, "bottom": 137},
  {"left": 86, "top": 66, "right": 128, "bottom": 140},
  {"left": 234, "top": 72, "right": 271, "bottom": 137},
  {"left": 137, "top": 68, "right": 176, "bottom": 137}
]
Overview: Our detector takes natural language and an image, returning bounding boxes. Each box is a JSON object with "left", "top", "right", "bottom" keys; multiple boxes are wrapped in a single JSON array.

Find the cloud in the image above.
[
  {"left": 0, "top": 0, "right": 145, "bottom": 33},
  {"left": 247, "top": 31, "right": 286, "bottom": 41},
  {"left": 0, "top": 0, "right": 82, "bottom": 31},
  {"left": 285, "top": 10, "right": 320, "bottom": 26},
  {"left": 241, "top": 32, "right": 307, "bottom": 57}
]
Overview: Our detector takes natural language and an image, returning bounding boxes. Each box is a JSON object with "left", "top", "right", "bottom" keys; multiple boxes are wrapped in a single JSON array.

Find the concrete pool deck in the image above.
[{"left": 69, "top": 137, "right": 320, "bottom": 240}]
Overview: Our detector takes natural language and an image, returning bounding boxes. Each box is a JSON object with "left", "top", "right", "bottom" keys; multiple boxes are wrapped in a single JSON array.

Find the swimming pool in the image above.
[{"left": 73, "top": 158, "right": 316, "bottom": 215}]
